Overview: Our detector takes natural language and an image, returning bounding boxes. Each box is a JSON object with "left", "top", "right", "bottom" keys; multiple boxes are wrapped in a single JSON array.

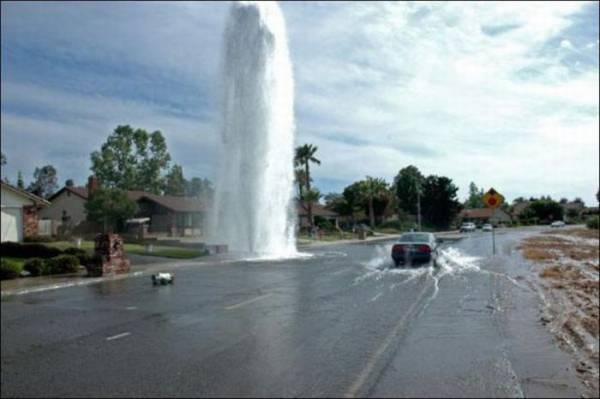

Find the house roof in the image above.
[
  {"left": 47, "top": 186, "right": 89, "bottom": 201},
  {"left": 460, "top": 207, "right": 511, "bottom": 220},
  {"left": 296, "top": 201, "right": 339, "bottom": 217},
  {"left": 137, "top": 193, "right": 206, "bottom": 213},
  {"left": 1, "top": 181, "right": 50, "bottom": 206},
  {"left": 459, "top": 208, "right": 494, "bottom": 219},
  {"left": 48, "top": 185, "right": 205, "bottom": 213},
  {"left": 511, "top": 201, "right": 530, "bottom": 216}
]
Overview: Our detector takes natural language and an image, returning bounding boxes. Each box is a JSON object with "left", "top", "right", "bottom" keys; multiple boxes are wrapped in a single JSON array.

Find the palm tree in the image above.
[
  {"left": 302, "top": 188, "right": 321, "bottom": 232},
  {"left": 294, "top": 144, "right": 320, "bottom": 191},
  {"left": 361, "top": 176, "right": 389, "bottom": 228},
  {"left": 294, "top": 168, "right": 309, "bottom": 199},
  {"left": 295, "top": 144, "right": 321, "bottom": 227}
]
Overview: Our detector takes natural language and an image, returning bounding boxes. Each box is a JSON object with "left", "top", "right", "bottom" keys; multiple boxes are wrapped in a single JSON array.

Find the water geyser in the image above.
[{"left": 210, "top": 1, "right": 297, "bottom": 257}]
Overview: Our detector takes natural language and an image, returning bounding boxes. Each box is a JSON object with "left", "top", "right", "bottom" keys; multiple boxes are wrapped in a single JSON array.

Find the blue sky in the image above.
[{"left": 1, "top": 1, "right": 599, "bottom": 204}]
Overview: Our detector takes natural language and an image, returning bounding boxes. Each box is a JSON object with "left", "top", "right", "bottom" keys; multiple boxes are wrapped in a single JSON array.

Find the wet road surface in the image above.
[{"left": 1, "top": 227, "right": 585, "bottom": 397}]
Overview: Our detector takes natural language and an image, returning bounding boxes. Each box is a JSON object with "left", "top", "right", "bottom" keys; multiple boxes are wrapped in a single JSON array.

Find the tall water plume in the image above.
[{"left": 210, "top": 1, "right": 297, "bottom": 257}]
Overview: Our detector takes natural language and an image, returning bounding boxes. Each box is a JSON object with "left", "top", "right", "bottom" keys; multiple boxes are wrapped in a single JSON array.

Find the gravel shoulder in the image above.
[{"left": 519, "top": 227, "right": 599, "bottom": 398}]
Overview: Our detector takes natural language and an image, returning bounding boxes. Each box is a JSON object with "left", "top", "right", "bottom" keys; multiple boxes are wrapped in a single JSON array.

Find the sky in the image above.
[{"left": 1, "top": 1, "right": 599, "bottom": 204}]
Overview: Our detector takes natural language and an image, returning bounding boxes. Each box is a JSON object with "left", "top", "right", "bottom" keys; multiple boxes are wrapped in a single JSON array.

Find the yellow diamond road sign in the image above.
[{"left": 482, "top": 188, "right": 504, "bottom": 209}]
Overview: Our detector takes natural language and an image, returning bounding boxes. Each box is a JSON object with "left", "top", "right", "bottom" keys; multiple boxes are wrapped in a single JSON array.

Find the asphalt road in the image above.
[{"left": 1, "top": 227, "right": 584, "bottom": 397}]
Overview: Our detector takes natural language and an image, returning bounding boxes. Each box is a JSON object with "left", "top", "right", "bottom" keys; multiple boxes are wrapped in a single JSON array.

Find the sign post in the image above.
[{"left": 482, "top": 188, "right": 505, "bottom": 255}]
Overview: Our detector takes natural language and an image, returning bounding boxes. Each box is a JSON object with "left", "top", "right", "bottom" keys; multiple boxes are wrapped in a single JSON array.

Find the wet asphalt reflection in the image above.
[{"left": 1, "top": 227, "right": 585, "bottom": 397}]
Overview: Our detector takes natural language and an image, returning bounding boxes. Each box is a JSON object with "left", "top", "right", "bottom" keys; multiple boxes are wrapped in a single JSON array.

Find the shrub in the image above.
[
  {"left": 1, "top": 258, "right": 22, "bottom": 280},
  {"left": 314, "top": 216, "right": 335, "bottom": 231},
  {"left": 63, "top": 247, "right": 92, "bottom": 265},
  {"left": 377, "top": 220, "right": 407, "bottom": 231},
  {"left": 586, "top": 215, "right": 599, "bottom": 230},
  {"left": 23, "top": 258, "right": 46, "bottom": 277},
  {"left": 46, "top": 255, "right": 80, "bottom": 274},
  {"left": 23, "top": 235, "right": 56, "bottom": 243},
  {"left": 0, "top": 242, "right": 62, "bottom": 259}
]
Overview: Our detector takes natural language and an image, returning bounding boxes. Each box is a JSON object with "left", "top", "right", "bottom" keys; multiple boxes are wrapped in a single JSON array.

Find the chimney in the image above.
[{"left": 87, "top": 175, "right": 99, "bottom": 195}]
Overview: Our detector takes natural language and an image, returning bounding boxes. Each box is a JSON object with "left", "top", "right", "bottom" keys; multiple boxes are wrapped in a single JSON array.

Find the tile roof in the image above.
[
  {"left": 49, "top": 185, "right": 205, "bottom": 212},
  {"left": 296, "top": 201, "right": 339, "bottom": 217}
]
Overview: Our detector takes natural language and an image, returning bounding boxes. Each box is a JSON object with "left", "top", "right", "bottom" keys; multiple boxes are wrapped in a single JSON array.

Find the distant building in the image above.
[
  {"left": 296, "top": 201, "right": 339, "bottom": 228},
  {"left": 510, "top": 201, "right": 530, "bottom": 220},
  {"left": 1, "top": 181, "right": 49, "bottom": 242},
  {"left": 458, "top": 207, "right": 512, "bottom": 226},
  {"left": 40, "top": 177, "right": 207, "bottom": 237}
]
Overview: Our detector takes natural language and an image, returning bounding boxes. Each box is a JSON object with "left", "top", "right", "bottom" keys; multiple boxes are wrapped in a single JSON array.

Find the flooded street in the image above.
[{"left": 1, "top": 227, "right": 588, "bottom": 397}]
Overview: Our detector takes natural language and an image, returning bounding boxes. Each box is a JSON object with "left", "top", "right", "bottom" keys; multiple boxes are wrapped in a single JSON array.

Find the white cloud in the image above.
[
  {"left": 1, "top": 1, "right": 598, "bottom": 204},
  {"left": 285, "top": 1, "right": 599, "bottom": 203}
]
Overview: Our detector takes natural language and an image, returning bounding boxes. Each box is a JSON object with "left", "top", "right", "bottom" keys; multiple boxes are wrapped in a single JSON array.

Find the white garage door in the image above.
[{"left": 1, "top": 207, "right": 23, "bottom": 242}]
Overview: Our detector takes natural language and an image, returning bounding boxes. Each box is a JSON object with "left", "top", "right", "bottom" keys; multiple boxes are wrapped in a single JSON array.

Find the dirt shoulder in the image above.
[{"left": 519, "top": 227, "right": 599, "bottom": 397}]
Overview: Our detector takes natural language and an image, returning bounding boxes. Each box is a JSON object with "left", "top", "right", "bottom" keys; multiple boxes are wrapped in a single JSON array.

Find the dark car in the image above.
[{"left": 391, "top": 232, "right": 439, "bottom": 267}]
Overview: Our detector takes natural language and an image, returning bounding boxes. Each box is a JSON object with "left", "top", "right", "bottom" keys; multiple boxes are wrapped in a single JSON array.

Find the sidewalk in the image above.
[{"left": 0, "top": 255, "right": 214, "bottom": 298}]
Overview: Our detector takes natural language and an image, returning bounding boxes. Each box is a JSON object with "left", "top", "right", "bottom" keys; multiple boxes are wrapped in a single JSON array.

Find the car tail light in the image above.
[
  {"left": 418, "top": 245, "right": 431, "bottom": 253},
  {"left": 392, "top": 244, "right": 405, "bottom": 253}
]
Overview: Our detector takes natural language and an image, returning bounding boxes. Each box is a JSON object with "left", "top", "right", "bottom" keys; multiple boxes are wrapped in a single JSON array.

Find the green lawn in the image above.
[
  {"left": 297, "top": 231, "right": 353, "bottom": 242},
  {"left": 4, "top": 257, "right": 25, "bottom": 269},
  {"left": 46, "top": 241, "right": 207, "bottom": 259}
]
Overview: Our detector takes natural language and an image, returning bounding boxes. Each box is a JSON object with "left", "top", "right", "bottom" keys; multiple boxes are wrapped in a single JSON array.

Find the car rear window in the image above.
[{"left": 400, "top": 233, "right": 430, "bottom": 242}]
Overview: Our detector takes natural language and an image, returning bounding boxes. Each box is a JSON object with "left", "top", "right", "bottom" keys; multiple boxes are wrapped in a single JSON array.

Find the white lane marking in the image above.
[
  {"left": 125, "top": 306, "right": 137, "bottom": 310},
  {"left": 345, "top": 282, "right": 432, "bottom": 398},
  {"left": 106, "top": 332, "right": 131, "bottom": 341},
  {"left": 370, "top": 293, "right": 383, "bottom": 302},
  {"left": 331, "top": 268, "right": 352, "bottom": 275},
  {"left": 225, "top": 293, "right": 272, "bottom": 310}
]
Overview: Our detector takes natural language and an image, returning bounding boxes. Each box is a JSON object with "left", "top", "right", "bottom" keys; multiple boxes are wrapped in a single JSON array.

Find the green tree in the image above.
[
  {"left": 185, "top": 177, "right": 214, "bottom": 200},
  {"left": 294, "top": 144, "right": 321, "bottom": 227},
  {"left": 393, "top": 165, "right": 424, "bottom": 215},
  {"left": 301, "top": 188, "right": 321, "bottom": 229},
  {"left": 65, "top": 179, "right": 75, "bottom": 187},
  {"left": 90, "top": 125, "right": 171, "bottom": 194},
  {"left": 522, "top": 199, "right": 564, "bottom": 224},
  {"left": 17, "top": 171, "right": 24, "bottom": 189},
  {"left": 294, "top": 168, "right": 310, "bottom": 199},
  {"left": 465, "top": 182, "right": 484, "bottom": 208},
  {"left": 164, "top": 164, "right": 186, "bottom": 196},
  {"left": 85, "top": 188, "right": 138, "bottom": 233},
  {"left": 360, "top": 177, "right": 390, "bottom": 228},
  {"left": 324, "top": 193, "right": 349, "bottom": 216},
  {"left": 342, "top": 181, "right": 366, "bottom": 225},
  {"left": 420, "top": 175, "right": 461, "bottom": 229},
  {"left": 27, "top": 165, "right": 58, "bottom": 198}
]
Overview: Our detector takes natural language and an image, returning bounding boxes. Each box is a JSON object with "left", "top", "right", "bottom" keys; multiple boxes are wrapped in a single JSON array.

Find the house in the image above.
[
  {"left": 297, "top": 201, "right": 339, "bottom": 228},
  {"left": 40, "top": 177, "right": 207, "bottom": 237},
  {"left": 458, "top": 207, "right": 512, "bottom": 226},
  {"left": 510, "top": 201, "right": 530, "bottom": 220},
  {"left": 1, "top": 181, "right": 49, "bottom": 242},
  {"left": 132, "top": 191, "right": 206, "bottom": 237},
  {"left": 39, "top": 185, "right": 89, "bottom": 231}
]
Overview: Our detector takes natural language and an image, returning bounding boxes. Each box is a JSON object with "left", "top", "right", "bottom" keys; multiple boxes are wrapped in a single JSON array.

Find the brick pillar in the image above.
[{"left": 22, "top": 205, "right": 38, "bottom": 237}]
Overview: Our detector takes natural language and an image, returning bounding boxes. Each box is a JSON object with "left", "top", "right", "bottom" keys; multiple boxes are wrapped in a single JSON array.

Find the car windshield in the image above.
[{"left": 399, "top": 233, "right": 430, "bottom": 242}]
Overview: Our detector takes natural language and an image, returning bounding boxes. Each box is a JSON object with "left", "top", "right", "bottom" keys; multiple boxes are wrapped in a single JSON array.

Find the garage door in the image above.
[{"left": 1, "top": 207, "right": 22, "bottom": 242}]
